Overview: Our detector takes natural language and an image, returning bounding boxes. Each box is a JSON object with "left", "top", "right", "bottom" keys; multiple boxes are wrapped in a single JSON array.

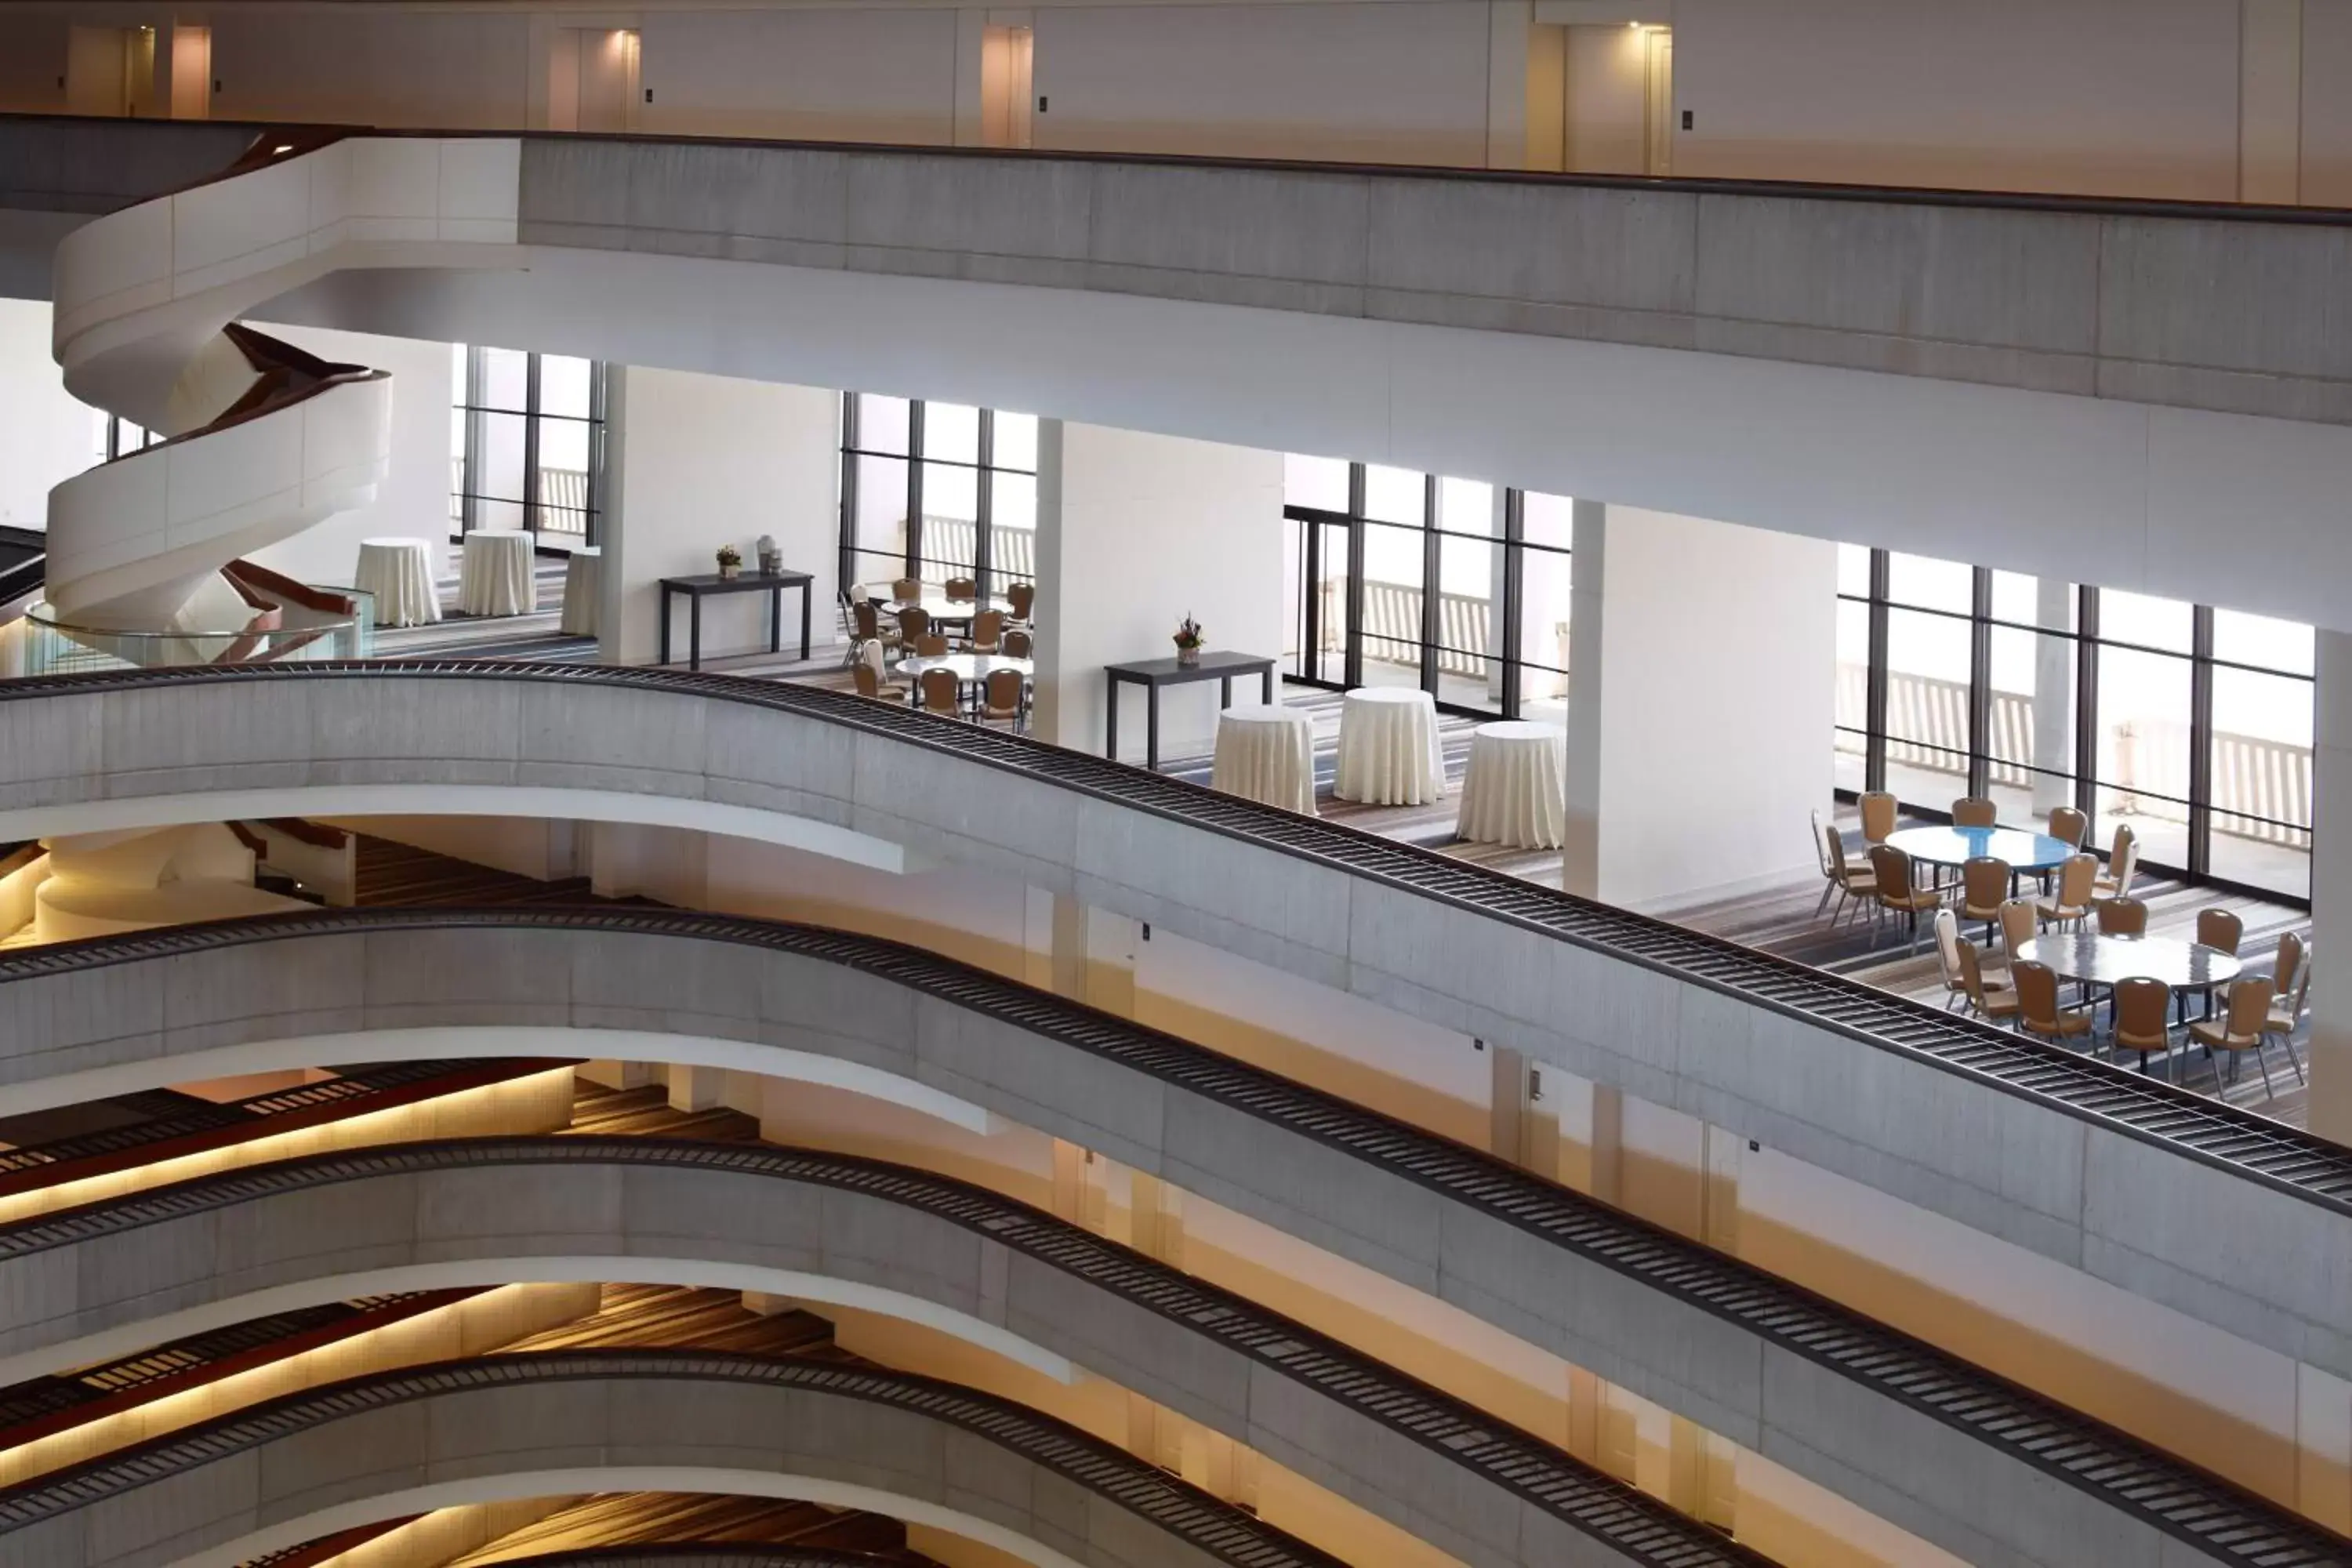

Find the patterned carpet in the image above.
[{"left": 369, "top": 550, "right": 598, "bottom": 662}]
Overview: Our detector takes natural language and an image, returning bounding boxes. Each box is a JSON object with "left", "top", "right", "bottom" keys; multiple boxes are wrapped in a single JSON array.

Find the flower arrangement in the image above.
[
  {"left": 716, "top": 543, "right": 742, "bottom": 579},
  {"left": 1173, "top": 613, "right": 1203, "bottom": 665}
]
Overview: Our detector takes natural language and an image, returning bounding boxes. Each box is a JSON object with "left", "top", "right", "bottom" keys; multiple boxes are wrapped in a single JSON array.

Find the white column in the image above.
[
  {"left": 2032, "top": 575, "right": 2077, "bottom": 815},
  {"left": 1029, "top": 420, "right": 1284, "bottom": 762},
  {"left": 2311, "top": 629, "right": 2352, "bottom": 1145},
  {"left": 595, "top": 364, "right": 632, "bottom": 666},
  {"left": 1563, "top": 503, "right": 1838, "bottom": 909}
]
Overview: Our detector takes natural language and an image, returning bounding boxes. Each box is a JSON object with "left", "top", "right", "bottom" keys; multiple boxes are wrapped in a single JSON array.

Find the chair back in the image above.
[
  {"left": 1001, "top": 628, "right": 1033, "bottom": 659},
  {"left": 2196, "top": 906, "right": 2244, "bottom": 955},
  {"left": 1858, "top": 791, "right": 1896, "bottom": 843},
  {"left": 2047, "top": 805, "right": 2089, "bottom": 848},
  {"left": 914, "top": 633, "right": 949, "bottom": 657},
  {"left": 2056, "top": 852, "right": 2096, "bottom": 907},
  {"left": 1810, "top": 809, "right": 1833, "bottom": 877},
  {"left": 851, "top": 662, "right": 881, "bottom": 699},
  {"left": 2109, "top": 822, "right": 2136, "bottom": 866},
  {"left": 945, "top": 576, "right": 978, "bottom": 602},
  {"left": 1933, "top": 908, "right": 1962, "bottom": 988},
  {"left": 917, "top": 667, "right": 963, "bottom": 713},
  {"left": 1824, "top": 822, "right": 1854, "bottom": 878},
  {"left": 983, "top": 667, "right": 1025, "bottom": 715},
  {"left": 897, "top": 607, "right": 931, "bottom": 641},
  {"left": 2112, "top": 977, "right": 2169, "bottom": 1044},
  {"left": 969, "top": 608, "right": 1006, "bottom": 650},
  {"left": 1956, "top": 938, "right": 1996, "bottom": 1008},
  {"left": 2095, "top": 897, "right": 2147, "bottom": 936},
  {"left": 1007, "top": 581, "right": 1036, "bottom": 619},
  {"left": 852, "top": 600, "right": 880, "bottom": 641},
  {"left": 859, "top": 639, "right": 887, "bottom": 677},
  {"left": 1960, "top": 856, "right": 2009, "bottom": 914},
  {"left": 1951, "top": 797, "right": 1997, "bottom": 828},
  {"left": 891, "top": 577, "right": 921, "bottom": 602},
  {"left": 848, "top": 583, "right": 869, "bottom": 604},
  {"left": 1999, "top": 898, "right": 2038, "bottom": 953},
  {"left": 2012, "top": 960, "right": 2060, "bottom": 1029},
  {"left": 2273, "top": 930, "right": 2306, "bottom": 1004},
  {"left": 1866, "top": 844, "right": 1911, "bottom": 900},
  {"left": 2224, "top": 975, "right": 2275, "bottom": 1038},
  {"left": 2109, "top": 831, "right": 2138, "bottom": 897}
]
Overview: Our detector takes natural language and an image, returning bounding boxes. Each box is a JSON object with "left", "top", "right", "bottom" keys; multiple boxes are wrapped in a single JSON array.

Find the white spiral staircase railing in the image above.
[{"left": 38, "top": 131, "right": 522, "bottom": 652}]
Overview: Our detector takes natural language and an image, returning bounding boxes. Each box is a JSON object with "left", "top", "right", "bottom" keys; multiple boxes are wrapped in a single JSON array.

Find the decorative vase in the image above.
[
  {"left": 718, "top": 561, "right": 740, "bottom": 580},
  {"left": 1176, "top": 643, "right": 1200, "bottom": 667}
]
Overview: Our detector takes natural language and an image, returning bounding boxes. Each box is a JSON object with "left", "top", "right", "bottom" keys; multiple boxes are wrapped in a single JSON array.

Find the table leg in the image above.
[
  {"left": 1105, "top": 679, "right": 1120, "bottom": 761},
  {"left": 690, "top": 596, "right": 703, "bottom": 673},
  {"left": 770, "top": 589, "right": 782, "bottom": 655},
  {"left": 1147, "top": 691, "right": 1160, "bottom": 773},
  {"left": 1219, "top": 676, "right": 1232, "bottom": 709},
  {"left": 799, "top": 583, "right": 811, "bottom": 661},
  {"left": 1261, "top": 668, "right": 1273, "bottom": 703},
  {"left": 659, "top": 589, "right": 671, "bottom": 668}
]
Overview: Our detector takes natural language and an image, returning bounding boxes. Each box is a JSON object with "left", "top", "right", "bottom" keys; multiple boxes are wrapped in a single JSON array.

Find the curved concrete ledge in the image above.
[
  {"left": 0, "top": 1138, "right": 1752, "bottom": 1568},
  {"left": 0, "top": 1352, "right": 1323, "bottom": 1568},
  {"left": 0, "top": 663, "right": 2342, "bottom": 1402},
  {"left": 0, "top": 910, "right": 2325, "bottom": 1568}
]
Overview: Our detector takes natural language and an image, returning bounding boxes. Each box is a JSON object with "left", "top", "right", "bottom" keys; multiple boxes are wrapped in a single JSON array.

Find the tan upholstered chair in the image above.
[
  {"left": 2190, "top": 977, "right": 2281, "bottom": 1096},
  {"left": 2271, "top": 930, "right": 2307, "bottom": 1004},
  {"left": 945, "top": 576, "right": 978, "bottom": 602},
  {"left": 1958, "top": 937, "right": 2017, "bottom": 1025},
  {"left": 2034, "top": 854, "right": 2096, "bottom": 929},
  {"left": 978, "top": 667, "right": 1026, "bottom": 731},
  {"left": 2110, "top": 977, "right": 2171, "bottom": 1073},
  {"left": 851, "top": 599, "right": 887, "bottom": 659},
  {"left": 1007, "top": 581, "right": 1036, "bottom": 624},
  {"left": 2261, "top": 944, "right": 2310, "bottom": 1089},
  {"left": 1958, "top": 856, "right": 2010, "bottom": 940},
  {"left": 1820, "top": 822, "right": 1873, "bottom": 924},
  {"left": 967, "top": 608, "right": 1006, "bottom": 652},
  {"left": 1951, "top": 797, "right": 1997, "bottom": 828},
  {"left": 2092, "top": 823, "right": 2137, "bottom": 900},
  {"left": 1867, "top": 844, "right": 1939, "bottom": 952},
  {"left": 891, "top": 577, "right": 921, "bottom": 602},
  {"left": 852, "top": 662, "right": 882, "bottom": 699},
  {"left": 2046, "top": 805, "right": 2089, "bottom": 849},
  {"left": 917, "top": 666, "right": 965, "bottom": 716},
  {"left": 1001, "top": 628, "right": 1033, "bottom": 659},
  {"left": 858, "top": 640, "right": 907, "bottom": 700},
  {"left": 1998, "top": 898, "right": 2038, "bottom": 959},
  {"left": 2195, "top": 907, "right": 2244, "bottom": 956},
  {"left": 913, "top": 633, "right": 949, "bottom": 657},
  {"left": 2095, "top": 897, "right": 2148, "bottom": 937},
  {"left": 896, "top": 607, "right": 931, "bottom": 644},
  {"left": 2013, "top": 960, "right": 2092, "bottom": 1045},
  {"left": 1858, "top": 791, "right": 1897, "bottom": 844},
  {"left": 1933, "top": 909, "right": 1973, "bottom": 1010}
]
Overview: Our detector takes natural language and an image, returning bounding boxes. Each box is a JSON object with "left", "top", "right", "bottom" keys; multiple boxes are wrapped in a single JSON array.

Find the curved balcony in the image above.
[
  {"left": 0, "top": 1135, "right": 1771, "bottom": 1568},
  {"left": 0, "top": 907, "right": 2338, "bottom": 1568},
  {"left": 0, "top": 659, "right": 2342, "bottom": 1396},
  {"left": 0, "top": 1348, "right": 1343, "bottom": 1568}
]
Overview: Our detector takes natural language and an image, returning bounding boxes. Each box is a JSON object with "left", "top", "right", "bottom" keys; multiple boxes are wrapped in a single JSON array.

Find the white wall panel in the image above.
[
  {"left": 2303, "top": 0, "right": 2352, "bottom": 207},
  {"left": 0, "top": 299, "right": 91, "bottom": 535},
  {"left": 209, "top": 9, "right": 531, "bottom": 130},
  {"left": 638, "top": 9, "right": 960, "bottom": 143}
]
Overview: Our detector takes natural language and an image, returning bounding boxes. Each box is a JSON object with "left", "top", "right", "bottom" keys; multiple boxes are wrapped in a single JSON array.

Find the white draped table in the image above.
[
  {"left": 561, "top": 547, "right": 601, "bottom": 636},
  {"left": 458, "top": 529, "right": 535, "bottom": 617},
  {"left": 1456, "top": 720, "right": 1567, "bottom": 848},
  {"left": 1333, "top": 686, "right": 1446, "bottom": 806},
  {"left": 1210, "top": 704, "right": 1317, "bottom": 815},
  {"left": 352, "top": 537, "right": 439, "bottom": 628}
]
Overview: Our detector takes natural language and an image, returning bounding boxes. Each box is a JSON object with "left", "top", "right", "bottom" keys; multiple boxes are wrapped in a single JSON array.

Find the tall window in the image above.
[
  {"left": 1837, "top": 544, "right": 2314, "bottom": 902},
  {"left": 838, "top": 394, "right": 1038, "bottom": 597},
  {"left": 1282, "top": 457, "right": 1573, "bottom": 724},
  {"left": 90, "top": 412, "right": 156, "bottom": 464},
  {"left": 448, "top": 345, "right": 607, "bottom": 548}
]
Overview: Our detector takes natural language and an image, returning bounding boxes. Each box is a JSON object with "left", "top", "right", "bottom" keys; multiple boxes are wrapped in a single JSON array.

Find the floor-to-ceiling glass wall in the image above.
[
  {"left": 1283, "top": 456, "right": 1570, "bottom": 724},
  {"left": 1836, "top": 543, "right": 2314, "bottom": 902},
  {"left": 837, "top": 394, "right": 1038, "bottom": 597},
  {"left": 448, "top": 345, "right": 607, "bottom": 549}
]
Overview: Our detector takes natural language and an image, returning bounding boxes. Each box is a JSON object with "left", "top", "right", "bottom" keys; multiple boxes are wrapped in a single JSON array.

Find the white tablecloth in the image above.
[
  {"left": 353, "top": 537, "right": 438, "bottom": 628},
  {"left": 560, "top": 547, "right": 601, "bottom": 636},
  {"left": 1456, "top": 720, "right": 1566, "bottom": 848},
  {"left": 1211, "top": 704, "right": 1317, "bottom": 815},
  {"left": 1334, "top": 687, "right": 1446, "bottom": 805},
  {"left": 458, "top": 529, "right": 535, "bottom": 617}
]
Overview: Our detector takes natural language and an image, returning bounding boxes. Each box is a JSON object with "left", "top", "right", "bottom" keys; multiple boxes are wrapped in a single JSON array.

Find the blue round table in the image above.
[{"left": 1883, "top": 825, "right": 2074, "bottom": 874}]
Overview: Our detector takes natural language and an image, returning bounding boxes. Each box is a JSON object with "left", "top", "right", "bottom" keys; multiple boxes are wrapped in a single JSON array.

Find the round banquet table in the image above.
[
  {"left": 559, "top": 546, "right": 601, "bottom": 636},
  {"left": 1211, "top": 704, "right": 1317, "bottom": 816},
  {"left": 1883, "top": 825, "right": 2074, "bottom": 873},
  {"left": 353, "top": 537, "right": 439, "bottom": 628},
  {"left": 882, "top": 595, "right": 1012, "bottom": 629},
  {"left": 1334, "top": 687, "right": 1446, "bottom": 806},
  {"left": 457, "top": 529, "right": 536, "bottom": 617},
  {"left": 896, "top": 652, "right": 1033, "bottom": 707},
  {"left": 2012, "top": 932, "right": 2242, "bottom": 993},
  {"left": 1455, "top": 720, "right": 1566, "bottom": 848}
]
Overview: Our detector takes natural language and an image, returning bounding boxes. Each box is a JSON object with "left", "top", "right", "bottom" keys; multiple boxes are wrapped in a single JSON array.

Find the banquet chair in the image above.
[
  {"left": 1007, "top": 581, "right": 1036, "bottom": 626},
  {"left": 967, "top": 608, "right": 1006, "bottom": 652},
  {"left": 2095, "top": 897, "right": 2147, "bottom": 937},
  {"left": 913, "top": 633, "right": 949, "bottom": 658},
  {"left": 977, "top": 668, "right": 1027, "bottom": 733},
  {"left": 1958, "top": 938, "right": 2019, "bottom": 1026},
  {"left": 2271, "top": 929, "right": 2307, "bottom": 1004},
  {"left": 1998, "top": 898, "right": 2038, "bottom": 960},
  {"left": 891, "top": 576, "right": 922, "bottom": 602},
  {"left": 1866, "top": 844, "right": 1940, "bottom": 953},
  {"left": 896, "top": 607, "right": 931, "bottom": 644},
  {"left": 858, "top": 640, "right": 908, "bottom": 701},
  {"left": 2092, "top": 823, "right": 2138, "bottom": 900},
  {"left": 2109, "top": 977, "right": 2172, "bottom": 1074},
  {"left": 1951, "top": 797, "right": 1997, "bottom": 828},
  {"left": 2260, "top": 946, "right": 2310, "bottom": 1087},
  {"left": 945, "top": 577, "right": 978, "bottom": 602},
  {"left": 2046, "top": 805, "right": 2089, "bottom": 849},
  {"left": 1001, "top": 628, "right": 1034, "bottom": 659},
  {"left": 2196, "top": 906, "right": 2244, "bottom": 956},
  {"left": 1820, "top": 822, "right": 1874, "bottom": 924},
  {"left": 2034, "top": 854, "right": 2096, "bottom": 929},
  {"left": 1932, "top": 909, "right": 1973, "bottom": 1010},
  {"left": 916, "top": 666, "right": 966, "bottom": 717},
  {"left": 1858, "top": 791, "right": 1897, "bottom": 844},
  {"left": 1958, "top": 856, "right": 2010, "bottom": 941},
  {"left": 2013, "top": 960, "right": 2093, "bottom": 1046},
  {"left": 2190, "top": 977, "right": 2281, "bottom": 1097}
]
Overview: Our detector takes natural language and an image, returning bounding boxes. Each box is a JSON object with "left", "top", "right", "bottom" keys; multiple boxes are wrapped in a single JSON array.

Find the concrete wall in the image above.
[
  {"left": 1032, "top": 420, "right": 1285, "bottom": 762},
  {"left": 605, "top": 364, "right": 840, "bottom": 666},
  {"left": 0, "top": 921, "right": 2259, "bottom": 1566}
]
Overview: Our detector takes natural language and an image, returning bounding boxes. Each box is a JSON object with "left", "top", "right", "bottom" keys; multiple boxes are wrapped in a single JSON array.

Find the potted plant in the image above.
[
  {"left": 715, "top": 543, "right": 742, "bottom": 581},
  {"left": 1172, "top": 613, "right": 1203, "bottom": 667}
]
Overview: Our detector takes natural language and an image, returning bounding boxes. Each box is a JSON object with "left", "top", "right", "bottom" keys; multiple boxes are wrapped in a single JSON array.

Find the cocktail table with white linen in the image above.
[
  {"left": 561, "top": 547, "right": 601, "bottom": 636},
  {"left": 1334, "top": 686, "right": 1445, "bottom": 805},
  {"left": 353, "top": 537, "right": 439, "bottom": 628},
  {"left": 1211, "top": 704, "right": 1316, "bottom": 815},
  {"left": 1456, "top": 720, "right": 1566, "bottom": 848},
  {"left": 458, "top": 528, "right": 536, "bottom": 617}
]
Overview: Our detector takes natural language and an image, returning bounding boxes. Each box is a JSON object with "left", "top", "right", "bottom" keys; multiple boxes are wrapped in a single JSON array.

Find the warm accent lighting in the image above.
[{"left": 272, "top": 143, "right": 293, "bottom": 154}]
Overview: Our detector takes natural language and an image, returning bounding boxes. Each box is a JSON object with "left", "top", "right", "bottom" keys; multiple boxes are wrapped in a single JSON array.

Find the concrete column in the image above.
[
  {"left": 665, "top": 1062, "right": 724, "bottom": 1111},
  {"left": 1563, "top": 503, "right": 1837, "bottom": 908},
  {"left": 1029, "top": 420, "right": 1284, "bottom": 763},
  {"left": 2033, "top": 575, "right": 2076, "bottom": 815},
  {"left": 2312, "top": 630, "right": 2352, "bottom": 1145}
]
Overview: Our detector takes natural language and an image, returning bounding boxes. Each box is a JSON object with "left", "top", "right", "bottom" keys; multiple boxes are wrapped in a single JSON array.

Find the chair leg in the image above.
[
  {"left": 2254, "top": 1047, "right": 2276, "bottom": 1100},
  {"left": 1816, "top": 880, "right": 1835, "bottom": 917},
  {"left": 2281, "top": 1033, "right": 2306, "bottom": 1085}
]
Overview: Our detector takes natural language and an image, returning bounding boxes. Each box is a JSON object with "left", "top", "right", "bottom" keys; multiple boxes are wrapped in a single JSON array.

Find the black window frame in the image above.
[
  {"left": 450, "top": 345, "right": 608, "bottom": 547},
  {"left": 838, "top": 392, "right": 1038, "bottom": 600}
]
